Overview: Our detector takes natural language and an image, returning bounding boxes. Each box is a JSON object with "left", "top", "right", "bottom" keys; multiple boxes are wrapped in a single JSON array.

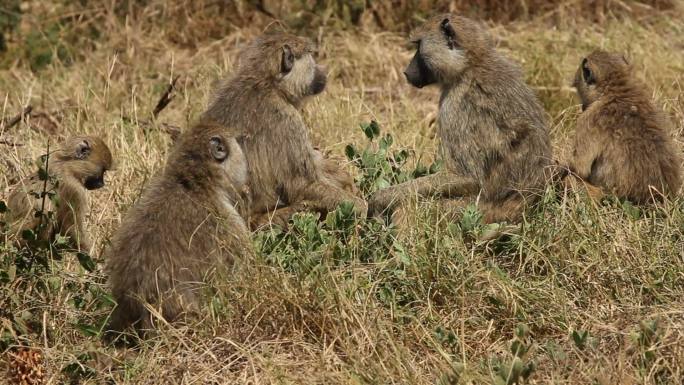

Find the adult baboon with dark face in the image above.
[{"left": 369, "top": 14, "right": 552, "bottom": 224}]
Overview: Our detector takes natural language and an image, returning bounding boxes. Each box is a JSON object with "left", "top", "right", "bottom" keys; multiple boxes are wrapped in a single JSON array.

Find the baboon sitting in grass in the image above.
[
  {"left": 105, "top": 123, "right": 253, "bottom": 337},
  {"left": 5, "top": 135, "right": 112, "bottom": 252},
  {"left": 565, "top": 50, "right": 682, "bottom": 203},
  {"left": 369, "top": 14, "right": 552, "bottom": 224},
  {"left": 201, "top": 30, "right": 367, "bottom": 230}
]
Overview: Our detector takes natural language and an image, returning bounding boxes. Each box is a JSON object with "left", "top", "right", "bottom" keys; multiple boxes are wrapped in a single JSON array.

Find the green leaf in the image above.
[
  {"left": 572, "top": 330, "right": 588, "bottom": 350},
  {"left": 74, "top": 322, "right": 99, "bottom": 337},
  {"left": 21, "top": 228, "right": 36, "bottom": 241},
  {"left": 370, "top": 120, "right": 380, "bottom": 138},
  {"left": 345, "top": 144, "right": 357, "bottom": 160},
  {"left": 515, "top": 323, "right": 530, "bottom": 339},
  {"left": 0, "top": 200, "right": 7, "bottom": 213},
  {"left": 429, "top": 159, "right": 443, "bottom": 174},
  {"left": 379, "top": 133, "right": 393, "bottom": 150},
  {"left": 76, "top": 252, "right": 96, "bottom": 272},
  {"left": 510, "top": 340, "right": 526, "bottom": 357},
  {"left": 459, "top": 204, "right": 482, "bottom": 233}
]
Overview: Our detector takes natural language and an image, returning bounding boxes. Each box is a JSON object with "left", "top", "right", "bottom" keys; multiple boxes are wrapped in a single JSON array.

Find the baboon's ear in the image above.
[
  {"left": 281, "top": 44, "right": 295, "bottom": 74},
  {"left": 75, "top": 139, "right": 91, "bottom": 160},
  {"left": 440, "top": 18, "right": 457, "bottom": 49},
  {"left": 581, "top": 58, "right": 595, "bottom": 85},
  {"left": 209, "top": 136, "right": 229, "bottom": 161}
]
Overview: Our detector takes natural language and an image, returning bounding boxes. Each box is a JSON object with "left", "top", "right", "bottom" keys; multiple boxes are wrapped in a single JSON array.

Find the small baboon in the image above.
[
  {"left": 5, "top": 136, "right": 112, "bottom": 251},
  {"left": 105, "top": 123, "right": 253, "bottom": 334},
  {"left": 201, "top": 31, "right": 367, "bottom": 229},
  {"left": 567, "top": 50, "right": 682, "bottom": 202},
  {"left": 369, "top": 14, "right": 552, "bottom": 223}
]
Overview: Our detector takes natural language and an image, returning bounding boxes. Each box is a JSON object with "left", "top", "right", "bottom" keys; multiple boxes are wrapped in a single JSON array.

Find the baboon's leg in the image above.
[
  {"left": 560, "top": 173, "right": 606, "bottom": 201},
  {"left": 368, "top": 171, "right": 478, "bottom": 215},
  {"left": 249, "top": 204, "right": 308, "bottom": 230}
]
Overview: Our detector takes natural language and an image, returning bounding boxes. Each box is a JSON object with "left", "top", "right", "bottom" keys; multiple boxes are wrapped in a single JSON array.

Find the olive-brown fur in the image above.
[
  {"left": 105, "top": 123, "right": 253, "bottom": 335},
  {"left": 201, "top": 31, "right": 367, "bottom": 228},
  {"left": 370, "top": 14, "right": 552, "bottom": 223},
  {"left": 6, "top": 135, "right": 112, "bottom": 251},
  {"left": 569, "top": 50, "right": 682, "bottom": 202}
]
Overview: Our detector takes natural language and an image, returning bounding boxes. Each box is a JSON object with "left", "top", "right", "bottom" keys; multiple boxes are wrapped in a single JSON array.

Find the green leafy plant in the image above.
[
  {"left": 345, "top": 120, "right": 441, "bottom": 197},
  {"left": 491, "top": 323, "right": 536, "bottom": 385}
]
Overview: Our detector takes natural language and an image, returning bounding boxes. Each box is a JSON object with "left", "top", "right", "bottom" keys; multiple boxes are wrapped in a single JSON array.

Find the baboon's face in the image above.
[
  {"left": 405, "top": 15, "right": 483, "bottom": 88},
  {"left": 574, "top": 50, "right": 630, "bottom": 110},
  {"left": 58, "top": 136, "right": 113, "bottom": 190},
  {"left": 278, "top": 44, "right": 327, "bottom": 102}
]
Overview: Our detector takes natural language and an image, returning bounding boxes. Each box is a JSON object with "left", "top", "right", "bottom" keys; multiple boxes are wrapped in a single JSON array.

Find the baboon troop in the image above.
[
  {"left": 105, "top": 123, "right": 253, "bottom": 334},
  {"left": 6, "top": 136, "right": 112, "bottom": 252},
  {"left": 201, "top": 31, "right": 367, "bottom": 229},
  {"left": 369, "top": 15, "right": 552, "bottom": 224},
  {"left": 3, "top": 15, "right": 683, "bottom": 339},
  {"left": 565, "top": 50, "right": 682, "bottom": 202}
]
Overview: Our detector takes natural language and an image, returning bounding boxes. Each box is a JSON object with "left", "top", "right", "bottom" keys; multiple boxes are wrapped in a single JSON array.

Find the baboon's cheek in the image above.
[{"left": 310, "top": 67, "right": 327, "bottom": 95}]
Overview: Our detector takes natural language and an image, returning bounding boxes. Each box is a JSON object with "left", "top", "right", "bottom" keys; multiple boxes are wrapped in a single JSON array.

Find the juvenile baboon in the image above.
[
  {"left": 369, "top": 14, "right": 552, "bottom": 223},
  {"left": 201, "top": 31, "right": 367, "bottom": 229},
  {"left": 5, "top": 136, "right": 112, "bottom": 251},
  {"left": 105, "top": 123, "right": 253, "bottom": 334},
  {"left": 567, "top": 50, "right": 682, "bottom": 202}
]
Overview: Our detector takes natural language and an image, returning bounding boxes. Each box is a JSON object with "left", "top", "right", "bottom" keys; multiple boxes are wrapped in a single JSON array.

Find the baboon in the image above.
[
  {"left": 369, "top": 14, "right": 552, "bottom": 223},
  {"left": 105, "top": 123, "right": 253, "bottom": 335},
  {"left": 201, "top": 31, "right": 367, "bottom": 229},
  {"left": 566, "top": 50, "right": 682, "bottom": 202},
  {"left": 5, "top": 136, "right": 112, "bottom": 251}
]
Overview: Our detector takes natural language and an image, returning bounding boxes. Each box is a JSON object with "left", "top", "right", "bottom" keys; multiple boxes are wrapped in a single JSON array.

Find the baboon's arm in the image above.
[
  {"left": 569, "top": 122, "right": 603, "bottom": 180},
  {"left": 368, "top": 171, "right": 479, "bottom": 215},
  {"left": 295, "top": 179, "right": 368, "bottom": 218},
  {"left": 58, "top": 180, "right": 91, "bottom": 252}
]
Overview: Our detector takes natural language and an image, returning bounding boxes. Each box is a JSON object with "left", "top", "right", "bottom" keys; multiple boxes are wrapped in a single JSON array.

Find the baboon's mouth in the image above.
[{"left": 310, "top": 73, "right": 327, "bottom": 95}]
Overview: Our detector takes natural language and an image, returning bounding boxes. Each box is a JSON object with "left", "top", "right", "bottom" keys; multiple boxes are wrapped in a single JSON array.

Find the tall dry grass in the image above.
[{"left": 1, "top": 1, "right": 683, "bottom": 384}]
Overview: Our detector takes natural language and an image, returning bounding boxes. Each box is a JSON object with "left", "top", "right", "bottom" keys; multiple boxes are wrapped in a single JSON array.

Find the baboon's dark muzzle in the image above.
[
  {"left": 84, "top": 175, "right": 105, "bottom": 190},
  {"left": 310, "top": 66, "right": 327, "bottom": 95},
  {"left": 405, "top": 51, "right": 436, "bottom": 89}
]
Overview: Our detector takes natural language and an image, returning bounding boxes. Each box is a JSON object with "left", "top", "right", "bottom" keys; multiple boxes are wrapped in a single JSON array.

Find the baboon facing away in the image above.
[
  {"left": 369, "top": 14, "right": 552, "bottom": 223},
  {"left": 105, "top": 123, "right": 253, "bottom": 336},
  {"left": 201, "top": 31, "right": 367, "bottom": 229},
  {"left": 5, "top": 135, "right": 112, "bottom": 252},
  {"left": 567, "top": 50, "right": 682, "bottom": 202}
]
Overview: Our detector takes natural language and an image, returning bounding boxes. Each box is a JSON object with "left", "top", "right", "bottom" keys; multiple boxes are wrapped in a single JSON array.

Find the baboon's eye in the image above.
[
  {"left": 440, "top": 18, "right": 458, "bottom": 49},
  {"left": 75, "top": 140, "right": 91, "bottom": 160},
  {"left": 582, "top": 58, "right": 595, "bottom": 85},
  {"left": 281, "top": 44, "right": 295, "bottom": 74},
  {"left": 209, "top": 136, "right": 229, "bottom": 161}
]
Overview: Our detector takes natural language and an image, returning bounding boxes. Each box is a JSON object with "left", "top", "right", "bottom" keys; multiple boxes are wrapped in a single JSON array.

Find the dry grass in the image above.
[{"left": 1, "top": 1, "right": 684, "bottom": 384}]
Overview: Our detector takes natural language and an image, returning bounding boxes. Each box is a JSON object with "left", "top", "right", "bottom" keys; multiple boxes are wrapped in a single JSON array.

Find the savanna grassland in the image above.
[{"left": 1, "top": 1, "right": 683, "bottom": 384}]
